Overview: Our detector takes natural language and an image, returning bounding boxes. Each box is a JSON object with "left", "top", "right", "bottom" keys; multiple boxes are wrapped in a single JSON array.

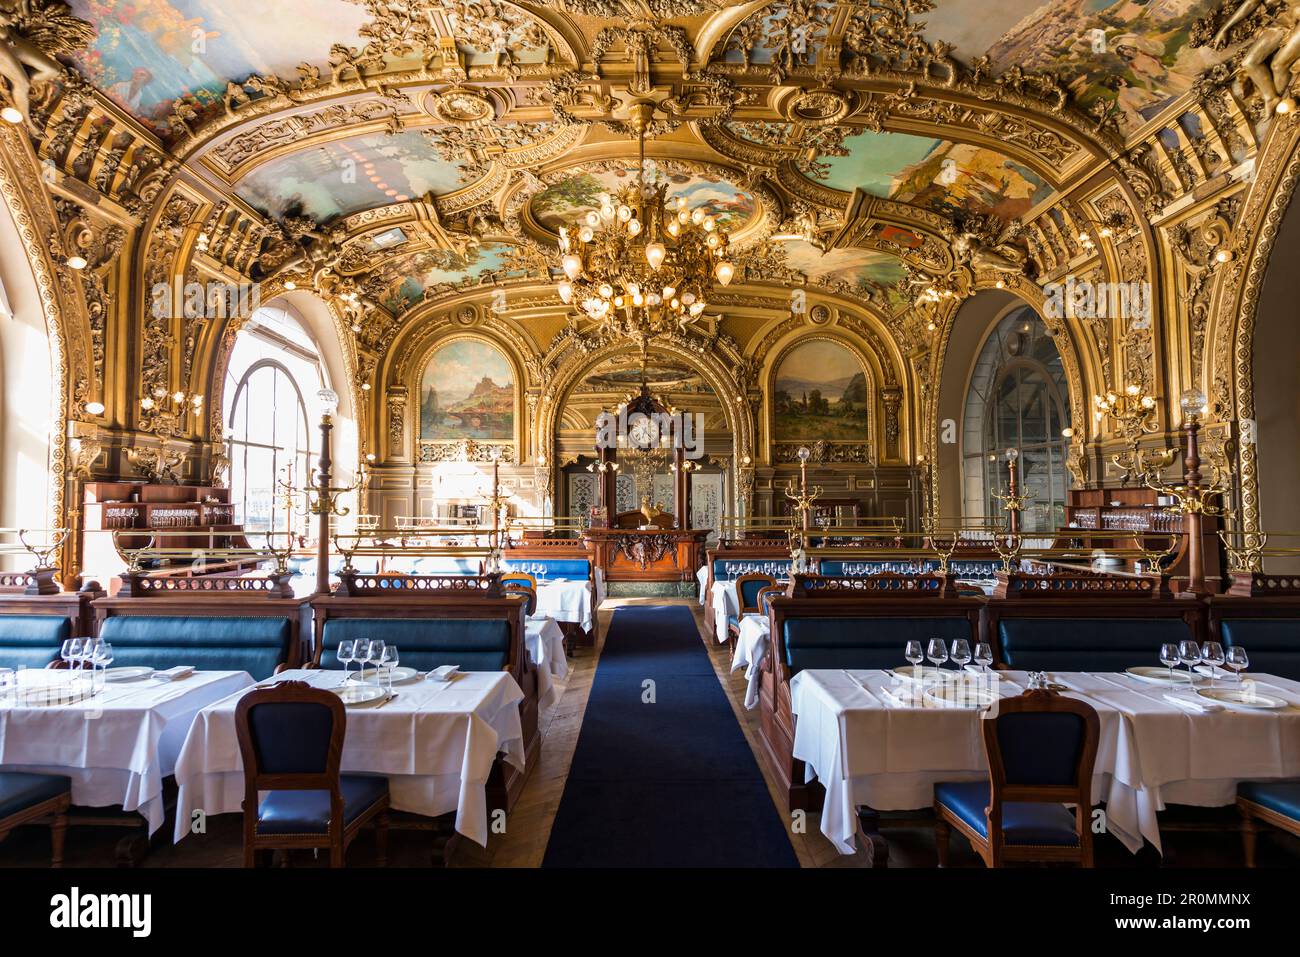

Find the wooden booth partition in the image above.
[
  {"left": 308, "top": 572, "right": 539, "bottom": 814},
  {"left": 759, "top": 575, "right": 983, "bottom": 814},
  {"left": 702, "top": 538, "right": 792, "bottom": 640},
  {"left": 0, "top": 571, "right": 105, "bottom": 639}
]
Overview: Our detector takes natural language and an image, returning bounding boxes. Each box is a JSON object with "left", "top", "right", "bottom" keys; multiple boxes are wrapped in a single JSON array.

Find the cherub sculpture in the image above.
[
  {"left": 0, "top": 0, "right": 95, "bottom": 132},
  {"left": 1213, "top": 0, "right": 1300, "bottom": 115}
]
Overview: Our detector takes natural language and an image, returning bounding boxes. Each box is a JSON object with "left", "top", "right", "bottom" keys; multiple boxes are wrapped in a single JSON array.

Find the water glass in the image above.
[
  {"left": 1159, "top": 643, "right": 1180, "bottom": 684},
  {"left": 366, "top": 641, "right": 385, "bottom": 680},
  {"left": 61, "top": 638, "right": 84, "bottom": 671},
  {"left": 91, "top": 640, "right": 113, "bottom": 692},
  {"left": 354, "top": 639, "right": 373, "bottom": 677},
  {"left": 337, "top": 640, "right": 356, "bottom": 681},
  {"left": 950, "top": 639, "right": 972, "bottom": 671},
  {"left": 927, "top": 638, "right": 949, "bottom": 672},
  {"left": 1201, "top": 641, "right": 1226, "bottom": 687},
  {"left": 1178, "top": 639, "right": 1202, "bottom": 685},
  {"left": 380, "top": 645, "right": 399, "bottom": 692},
  {"left": 904, "top": 640, "right": 924, "bottom": 675},
  {"left": 973, "top": 642, "right": 994, "bottom": 674},
  {"left": 1225, "top": 646, "right": 1249, "bottom": 684}
]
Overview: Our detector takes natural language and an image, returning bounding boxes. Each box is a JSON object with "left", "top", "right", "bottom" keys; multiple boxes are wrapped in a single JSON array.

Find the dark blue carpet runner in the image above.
[{"left": 542, "top": 604, "right": 799, "bottom": 867}]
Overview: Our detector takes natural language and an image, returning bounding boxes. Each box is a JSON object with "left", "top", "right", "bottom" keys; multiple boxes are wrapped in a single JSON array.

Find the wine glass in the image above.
[
  {"left": 927, "top": 638, "right": 949, "bottom": 674},
  {"left": 61, "top": 638, "right": 84, "bottom": 671},
  {"left": 380, "top": 644, "right": 399, "bottom": 693},
  {"left": 1225, "top": 646, "right": 1249, "bottom": 685},
  {"left": 904, "top": 640, "right": 924, "bottom": 678},
  {"left": 336, "top": 640, "right": 356, "bottom": 682},
  {"left": 973, "top": 642, "right": 994, "bottom": 675},
  {"left": 1178, "top": 639, "right": 1202, "bottom": 686},
  {"left": 1201, "top": 641, "right": 1226, "bottom": 688},
  {"left": 951, "top": 639, "right": 972, "bottom": 672},
  {"left": 91, "top": 641, "right": 113, "bottom": 692},
  {"left": 353, "top": 639, "right": 373, "bottom": 680},
  {"left": 366, "top": 641, "right": 385, "bottom": 682},
  {"left": 1159, "top": 643, "right": 1180, "bottom": 685}
]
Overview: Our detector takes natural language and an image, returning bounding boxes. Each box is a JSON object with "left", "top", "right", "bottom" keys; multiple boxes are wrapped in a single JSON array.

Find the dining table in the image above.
[
  {"left": 0, "top": 667, "right": 253, "bottom": 834},
  {"left": 532, "top": 570, "right": 604, "bottom": 634},
  {"left": 173, "top": 668, "right": 525, "bottom": 847},
  {"left": 526, "top": 616, "right": 569, "bottom": 708},
  {"left": 789, "top": 667, "right": 1300, "bottom": 856},
  {"left": 731, "top": 615, "right": 770, "bottom": 709}
]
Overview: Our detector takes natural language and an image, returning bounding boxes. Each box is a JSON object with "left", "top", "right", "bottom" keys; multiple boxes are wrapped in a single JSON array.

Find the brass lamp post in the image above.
[
  {"left": 784, "top": 445, "right": 822, "bottom": 533},
  {"left": 991, "top": 447, "right": 1028, "bottom": 534}
]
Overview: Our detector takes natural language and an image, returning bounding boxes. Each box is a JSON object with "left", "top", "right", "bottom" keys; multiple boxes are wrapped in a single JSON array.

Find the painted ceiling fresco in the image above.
[
  {"left": 530, "top": 163, "right": 759, "bottom": 234},
  {"left": 777, "top": 240, "right": 911, "bottom": 310},
  {"left": 67, "top": 0, "right": 367, "bottom": 136},
  {"left": 370, "top": 242, "right": 527, "bottom": 315},
  {"left": 234, "top": 130, "right": 467, "bottom": 224},
  {"left": 813, "top": 131, "right": 1050, "bottom": 221}
]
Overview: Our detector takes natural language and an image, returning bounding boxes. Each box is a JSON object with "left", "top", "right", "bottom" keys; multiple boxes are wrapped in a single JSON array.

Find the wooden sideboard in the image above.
[{"left": 583, "top": 527, "right": 708, "bottom": 582}]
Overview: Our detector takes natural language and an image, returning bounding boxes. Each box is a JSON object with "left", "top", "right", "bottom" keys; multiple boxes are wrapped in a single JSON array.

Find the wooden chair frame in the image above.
[
  {"left": 935, "top": 690, "right": 1100, "bottom": 868},
  {"left": 235, "top": 681, "right": 389, "bottom": 868},
  {"left": 1238, "top": 793, "right": 1300, "bottom": 867},
  {"left": 501, "top": 573, "right": 538, "bottom": 617},
  {"left": 730, "top": 573, "right": 776, "bottom": 646},
  {"left": 0, "top": 786, "right": 70, "bottom": 867}
]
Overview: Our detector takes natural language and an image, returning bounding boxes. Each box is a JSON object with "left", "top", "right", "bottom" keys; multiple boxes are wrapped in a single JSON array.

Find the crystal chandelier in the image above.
[{"left": 554, "top": 102, "right": 736, "bottom": 349}]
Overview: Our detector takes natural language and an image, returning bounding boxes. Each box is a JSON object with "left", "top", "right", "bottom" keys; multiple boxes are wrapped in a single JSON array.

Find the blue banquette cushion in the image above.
[
  {"left": 997, "top": 617, "right": 1192, "bottom": 673},
  {"left": 319, "top": 618, "right": 511, "bottom": 672},
  {"left": 501, "top": 559, "right": 591, "bottom": 580},
  {"left": 1219, "top": 619, "right": 1300, "bottom": 681},
  {"left": 1238, "top": 779, "right": 1300, "bottom": 821},
  {"left": 713, "top": 559, "right": 790, "bottom": 581},
  {"left": 0, "top": 771, "right": 71, "bottom": 819},
  {"left": 783, "top": 616, "right": 975, "bottom": 674},
  {"left": 97, "top": 615, "right": 292, "bottom": 681},
  {"left": 0, "top": 615, "right": 71, "bottom": 670}
]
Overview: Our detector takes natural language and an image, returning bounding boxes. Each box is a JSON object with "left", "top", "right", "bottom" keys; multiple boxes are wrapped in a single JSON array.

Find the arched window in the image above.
[
  {"left": 961, "top": 305, "right": 1071, "bottom": 532},
  {"left": 223, "top": 305, "right": 325, "bottom": 533}
]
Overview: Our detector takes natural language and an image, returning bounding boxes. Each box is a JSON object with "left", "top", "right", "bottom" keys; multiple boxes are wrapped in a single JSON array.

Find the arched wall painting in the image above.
[
  {"left": 419, "top": 340, "right": 514, "bottom": 441},
  {"left": 773, "top": 340, "right": 869, "bottom": 442}
]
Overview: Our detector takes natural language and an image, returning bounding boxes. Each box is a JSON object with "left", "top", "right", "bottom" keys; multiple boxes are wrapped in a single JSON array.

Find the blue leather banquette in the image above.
[
  {"left": 97, "top": 615, "right": 296, "bottom": 681},
  {"left": 781, "top": 615, "right": 979, "bottom": 674},
  {"left": 712, "top": 558, "right": 791, "bottom": 581},
  {"left": 0, "top": 615, "right": 71, "bottom": 669},
  {"left": 1208, "top": 598, "right": 1300, "bottom": 681},
  {"left": 500, "top": 558, "right": 592, "bottom": 581},
  {"left": 987, "top": 603, "right": 1200, "bottom": 673},
  {"left": 317, "top": 617, "right": 513, "bottom": 672}
]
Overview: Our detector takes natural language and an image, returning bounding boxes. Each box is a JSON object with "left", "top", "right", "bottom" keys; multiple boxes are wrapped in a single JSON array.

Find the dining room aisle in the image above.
[{"left": 541, "top": 604, "right": 799, "bottom": 867}]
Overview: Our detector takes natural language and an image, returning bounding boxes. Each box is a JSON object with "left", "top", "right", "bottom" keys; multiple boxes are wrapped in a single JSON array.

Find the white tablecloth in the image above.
[
  {"left": 174, "top": 669, "right": 525, "bottom": 847},
  {"left": 790, "top": 669, "right": 1300, "bottom": 856},
  {"left": 535, "top": 579, "right": 598, "bottom": 633},
  {"left": 731, "top": 616, "right": 770, "bottom": 710},
  {"left": 710, "top": 580, "right": 738, "bottom": 642},
  {"left": 0, "top": 669, "right": 253, "bottom": 834},
  {"left": 525, "top": 617, "right": 568, "bottom": 709},
  {"left": 697, "top": 564, "right": 709, "bottom": 604}
]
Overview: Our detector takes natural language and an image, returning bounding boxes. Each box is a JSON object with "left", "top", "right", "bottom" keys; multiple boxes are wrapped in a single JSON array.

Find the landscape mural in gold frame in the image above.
[
  {"left": 773, "top": 340, "right": 869, "bottom": 442},
  {"left": 419, "top": 339, "right": 514, "bottom": 441}
]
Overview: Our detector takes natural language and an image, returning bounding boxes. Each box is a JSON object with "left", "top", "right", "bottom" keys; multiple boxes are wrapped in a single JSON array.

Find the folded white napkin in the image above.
[
  {"left": 154, "top": 665, "right": 195, "bottom": 681},
  {"left": 879, "top": 686, "right": 919, "bottom": 709},
  {"left": 1162, "top": 692, "right": 1224, "bottom": 714}
]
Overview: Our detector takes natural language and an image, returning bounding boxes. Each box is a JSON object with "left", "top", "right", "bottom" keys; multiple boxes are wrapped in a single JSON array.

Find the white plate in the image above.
[
  {"left": 924, "top": 683, "right": 998, "bottom": 709},
  {"left": 891, "top": 665, "right": 958, "bottom": 685},
  {"left": 1125, "top": 666, "right": 1192, "bottom": 685},
  {"left": 1196, "top": 686, "right": 1287, "bottom": 711},
  {"left": 357, "top": 666, "right": 419, "bottom": 685},
  {"left": 331, "top": 684, "right": 388, "bottom": 706},
  {"left": 103, "top": 666, "right": 154, "bottom": 682},
  {"left": 17, "top": 680, "right": 95, "bottom": 706}
]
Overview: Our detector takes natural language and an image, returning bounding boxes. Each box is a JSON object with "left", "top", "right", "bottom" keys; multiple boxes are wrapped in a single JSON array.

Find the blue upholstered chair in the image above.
[
  {"left": 756, "top": 584, "right": 783, "bottom": 618},
  {"left": 934, "top": 690, "right": 1100, "bottom": 867},
  {"left": 501, "top": 573, "right": 538, "bottom": 617},
  {"left": 1237, "top": 779, "right": 1300, "bottom": 867},
  {"left": 235, "top": 681, "right": 389, "bottom": 868},
  {"left": 0, "top": 771, "right": 71, "bottom": 867},
  {"left": 730, "top": 574, "right": 775, "bottom": 645}
]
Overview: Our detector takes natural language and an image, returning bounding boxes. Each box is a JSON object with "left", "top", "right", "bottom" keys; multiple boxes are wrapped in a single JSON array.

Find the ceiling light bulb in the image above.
[
  {"left": 66, "top": 255, "right": 87, "bottom": 270},
  {"left": 140, "top": 397, "right": 154, "bottom": 410},
  {"left": 598, "top": 283, "right": 613, "bottom": 298},
  {"left": 677, "top": 210, "right": 689, "bottom": 224},
  {"left": 689, "top": 301, "right": 705, "bottom": 316},
  {"left": 662, "top": 285, "right": 675, "bottom": 299},
  {"left": 578, "top": 227, "right": 594, "bottom": 243},
  {"left": 586, "top": 211, "right": 600, "bottom": 227},
  {"left": 84, "top": 401, "right": 105, "bottom": 415},
  {"left": 714, "top": 261, "right": 734, "bottom": 285},
  {"left": 681, "top": 292, "right": 696, "bottom": 305},
  {"left": 666, "top": 220, "right": 680, "bottom": 237},
  {"left": 626, "top": 218, "right": 641, "bottom": 236},
  {"left": 562, "top": 254, "right": 582, "bottom": 280},
  {"left": 0, "top": 106, "right": 22, "bottom": 125},
  {"left": 645, "top": 242, "right": 666, "bottom": 270},
  {"left": 706, "top": 233, "right": 720, "bottom": 248},
  {"left": 617, "top": 205, "right": 632, "bottom": 222},
  {"left": 690, "top": 208, "right": 704, "bottom": 225},
  {"left": 614, "top": 296, "right": 624, "bottom": 307},
  {"left": 1214, "top": 248, "right": 1232, "bottom": 263},
  {"left": 600, "top": 205, "right": 615, "bottom": 221},
  {"left": 557, "top": 281, "right": 573, "bottom": 303},
  {"left": 632, "top": 293, "right": 644, "bottom": 306},
  {"left": 703, "top": 217, "right": 716, "bottom": 232},
  {"left": 1126, "top": 383, "right": 1139, "bottom": 396},
  {"left": 173, "top": 391, "right": 185, "bottom": 404},
  {"left": 284, "top": 280, "right": 296, "bottom": 290}
]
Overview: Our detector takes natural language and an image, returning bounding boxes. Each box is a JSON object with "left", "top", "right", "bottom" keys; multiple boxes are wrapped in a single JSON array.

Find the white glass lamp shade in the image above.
[
  {"left": 796, "top": 446, "right": 811, "bottom": 462},
  {"left": 557, "top": 281, "right": 573, "bottom": 303},
  {"left": 714, "top": 261, "right": 735, "bottom": 285},
  {"left": 645, "top": 242, "right": 667, "bottom": 270},
  {"left": 1180, "top": 387, "right": 1208, "bottom": 417},
  {"left": 316, "top": 388, "right": 340, "bottom": 418},
  {"left": 562, "top": 254, "right": 583, "bottom": 281},
  {"left": 1004, "top": 448, "right": 1019, "bottom": 462}
]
